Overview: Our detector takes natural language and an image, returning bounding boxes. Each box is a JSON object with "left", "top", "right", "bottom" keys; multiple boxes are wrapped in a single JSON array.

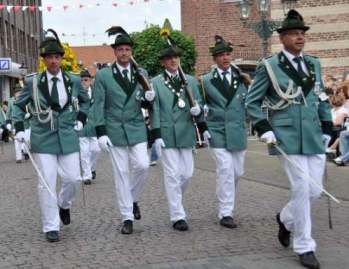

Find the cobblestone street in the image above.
[{"left": 0, "top": 140, "right": 348, "bottom": 269}]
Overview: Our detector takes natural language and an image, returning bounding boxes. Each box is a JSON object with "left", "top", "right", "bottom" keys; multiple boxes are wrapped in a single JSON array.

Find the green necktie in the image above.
[
  {"left": 51, "top": 77, "right": 60, "bottom": 108},
  {"left": 122, "top": 69, "right": 130, "bottom": 83},
  {"left": 222, "top": 71, "right": 230, "bottom": 90}
]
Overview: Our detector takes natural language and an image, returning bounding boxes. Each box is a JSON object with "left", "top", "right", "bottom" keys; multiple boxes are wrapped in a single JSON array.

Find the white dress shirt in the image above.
[
  {"left": 165, "top": 69, "right": 179, "bottom": 80},
  {"left": 217, "top": 66, "right": 232, "bottom": 85},
  {"left": 282, "top": 49, "right": 309, "bottom": 76},
  {"left": 46, "top": 70, "right": 68, "bottom": 108},
  {"left": 116, "top": 63, "right": 131, "bottom": 81}
]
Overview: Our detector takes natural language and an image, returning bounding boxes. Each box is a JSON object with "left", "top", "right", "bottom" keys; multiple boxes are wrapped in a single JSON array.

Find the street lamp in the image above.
[{"left": 239, "top": 0, "right": 298, "bottom": 57}]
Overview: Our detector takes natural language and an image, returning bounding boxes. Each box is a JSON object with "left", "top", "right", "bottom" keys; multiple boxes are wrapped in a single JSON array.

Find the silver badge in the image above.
[{"left": 178, "top": 98, "right": 186, "bottom": 108}]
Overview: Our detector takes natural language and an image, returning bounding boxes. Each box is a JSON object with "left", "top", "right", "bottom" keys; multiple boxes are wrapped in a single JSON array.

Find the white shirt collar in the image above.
[
  {"left": 46, "top": 69, "right": 63, "bottom": 82},
  {"left": 116, "top": 62, "right": 131, "bottom": 74},
  {"left": 165, "top": 69, "right": 179, "bottom": 79},
  {"left": 217, "top": 66, "right": 232, "bottom": 77},
  {"left": 282, "top": 49, "right": 304, "bottom": 63}
]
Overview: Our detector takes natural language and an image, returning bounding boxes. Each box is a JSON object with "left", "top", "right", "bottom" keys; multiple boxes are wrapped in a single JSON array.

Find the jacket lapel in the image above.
[
  {"left": 38, "top": 72, "right": 52, "bottom": 109},
  {"left": 62, "top": 72, "right": 73, "bottom": 109},
  {"left": 302, "top": 56, "right": 316, "bottom": 97},
  {"left": 124, "top": 65, "right": 138, "bottom": 105},
  {"left": 278, "top": 52, "right": 304, "bottom": 86},
  {"left": 210, "top": 69, "right": 230, "bottom": 102},
  {"left": 111, "top": 63, "right": 131, "bottom": 96}
]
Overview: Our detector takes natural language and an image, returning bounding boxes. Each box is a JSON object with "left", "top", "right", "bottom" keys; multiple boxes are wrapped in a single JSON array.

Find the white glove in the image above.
[
  {"left": 98, "top": 135, "right": 113, "bottom": 152},
  {"left": 15, "top": 131, "right": 25, "bottom": 142},
  {"left": 144, "top": 90, "right": 156, "bottom": 102},
  {"left": 154, "top": 138, "right": 165, "bottom": 158},
  {"left": 322, "top": 134, "right": 331, "bottom": 148},
  {"left": 260, "top": 131, "right": 277, "bottom": 144},
  {"left": 6, "top": 123, "right": 11, "bottom": 130},
  {"left": 24, "top": 113, "right": 31, "bottom": 120},
  {"left": 190, "top": 102, "right": 201, "bottom": 116},
  {"left": 0, "top": 128, "right": 3, "bottom": 135},
  {"left": 74, "top": 121, "right": 83, "bottom": 131},
  {"left": 203, "top": 130, "right": 211, "bottom": 146}
]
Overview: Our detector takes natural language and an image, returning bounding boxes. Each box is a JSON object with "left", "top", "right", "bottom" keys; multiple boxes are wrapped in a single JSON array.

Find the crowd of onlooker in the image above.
[{"left": 324, "top": 74, "right": 349, "bottom": 166}]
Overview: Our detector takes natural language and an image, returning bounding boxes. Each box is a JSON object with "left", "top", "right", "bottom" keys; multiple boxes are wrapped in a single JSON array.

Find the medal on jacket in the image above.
[{"left": 178, "top": 98, "right": 186, "bottom": 108}]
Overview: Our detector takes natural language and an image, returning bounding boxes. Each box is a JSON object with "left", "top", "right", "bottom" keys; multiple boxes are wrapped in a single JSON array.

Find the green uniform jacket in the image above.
[
  {"left": 150, "top": 72, "right": 203, "bottom": 148},
  {"left": 93, "top": 63, "right": 148, "bottom": 146},
  {"left": 13, "top": 71, "right": 90, "bottom": 155},
  {"left": 246, "top": 52, "right": 332, "bottom": 155},
  {"left": 201, "top": 66, "right": 248, "bottom": 151},
  {"left": 6, "top": 97, "right": 15, "bottom": 126},
  {"left": 78, "top": 86, "right": 97, "bottom": 138},
  {"left": 0, "top": 108, "right": 7, "bottom": 127}
]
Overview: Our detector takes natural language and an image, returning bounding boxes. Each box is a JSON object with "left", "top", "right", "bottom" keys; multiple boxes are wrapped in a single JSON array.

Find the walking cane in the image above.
[
  {"left": 22, "top": 141, "right": 58, "bottom": 204},
  {"left": 324, "top": 164, "right": 333, "bottom": 229},
  {"left": 79, "top": 150, "right": 87, "bottom": 207}
]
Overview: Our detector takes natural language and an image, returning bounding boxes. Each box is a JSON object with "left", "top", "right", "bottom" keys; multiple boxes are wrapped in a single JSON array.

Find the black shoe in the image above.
[
  {"left": 84, "top": 179, "right": 92, "bottom": 185},
  {"left": 92, "top": 171, "right": 96, "bottom": 180},
  {"left": 24, "top": 153, "right": 29, "bottom": 160},
  {"left": 173, "top": 219, "right": 189, "bottom": 231},
  {"left": 133, "top": 202, "right": 141, "bottom": 220},
  {"left": 59, "top": 207, "right": 70, "bottom": 225},
  {"left": 121, "top": 220, "right": 133, "bottom": 234},
  {"left": 299, "top": 251, "right": 320, "bottom": 269},
  {"left": 16, "top": 160, "right": 22, "bottom": 163},
  {"left": 219, "top": 216, "right": 237, "bottom": 229},
  {"left": 276, "top": 213, "right": 290, "bottom": 248},
  {"left": 45, "top": 231, "right": 59, "bottom": 242}
]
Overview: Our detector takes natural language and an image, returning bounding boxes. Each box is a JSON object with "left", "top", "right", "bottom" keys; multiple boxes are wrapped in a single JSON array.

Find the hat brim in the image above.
[
  {"left": 277, "top": 25, "right": 310, "bottom": 34},
  {"left": 110, "top": 42, "right": 133, "bottom": 48},
  {"left": 211, "top": 47, "right": 233, "bottom": 56}
]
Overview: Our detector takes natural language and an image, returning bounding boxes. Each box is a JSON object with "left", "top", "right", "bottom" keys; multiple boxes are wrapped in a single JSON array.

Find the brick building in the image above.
[
  {"left": 0, "top": 0, "right": 43, "bottom": 101},
  {"left": 71, "top": 45, "right": 115, "bottom": 76},
  {"left": 181, "top": 0, "right": 349, "bottom": 79}
]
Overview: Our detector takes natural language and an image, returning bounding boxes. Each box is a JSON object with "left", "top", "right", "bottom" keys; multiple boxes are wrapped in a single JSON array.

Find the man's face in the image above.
[
  {"left": 114, "top": 45, "right": 132, "bottom": 67},
  {"left": 160, "top": 56, "right": 179, "bottom": 73},
  {"left": 43, "top": 54, "right": 62, "bottom": 75},
  {"left": 81, "top": 77, "right": 92, "bottom": 89},
  {"left": 280, "top": 29, "right": 306, "bottom": 55},
  {"left": 214, "top": 52, "right": 233, "bottom": 71}
]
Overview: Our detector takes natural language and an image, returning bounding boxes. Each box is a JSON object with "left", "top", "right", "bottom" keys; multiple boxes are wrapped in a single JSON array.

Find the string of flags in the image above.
[{"left": 0, "top": 0, "right": 177, "bottom": 13}]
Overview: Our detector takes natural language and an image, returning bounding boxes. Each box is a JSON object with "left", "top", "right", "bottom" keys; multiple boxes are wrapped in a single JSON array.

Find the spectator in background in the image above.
[
  {"left": 333, "top": 119, "right": 349, "bottom": 166},
  {"left": 337, "top": 82, "right": 349, "bottom": 111},
  {"left": 327, "top": 94, "right": 348, "bottom": 154}
]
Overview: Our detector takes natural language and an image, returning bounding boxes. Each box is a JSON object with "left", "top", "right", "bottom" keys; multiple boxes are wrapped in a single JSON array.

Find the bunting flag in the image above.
[{"left": 0, "top": 0, "right": 178, "bottom": 13}]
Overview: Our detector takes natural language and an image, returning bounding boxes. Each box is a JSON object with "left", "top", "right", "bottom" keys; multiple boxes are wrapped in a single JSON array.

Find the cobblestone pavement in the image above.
[{"left": 0, "top": 140, "right": 348, "bottom": 269}]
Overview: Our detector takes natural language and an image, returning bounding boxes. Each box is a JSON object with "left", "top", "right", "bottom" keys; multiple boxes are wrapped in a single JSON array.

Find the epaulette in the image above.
[{"left": 305, "top": 54, "right": 318, "bottom": 59}]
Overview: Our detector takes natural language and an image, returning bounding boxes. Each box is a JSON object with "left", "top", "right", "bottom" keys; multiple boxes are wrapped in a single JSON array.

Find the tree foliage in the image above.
[
  {"left": 38, "top": 43, "right": 80, "bottom": 73},
  {"left": 130, "top": 25, "right": 196, "bottom": 77}
]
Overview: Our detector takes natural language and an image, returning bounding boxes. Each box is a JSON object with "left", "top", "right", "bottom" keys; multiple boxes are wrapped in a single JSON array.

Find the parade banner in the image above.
[{"left": 0, "top": 0, "right": 178, "bottom": 13}]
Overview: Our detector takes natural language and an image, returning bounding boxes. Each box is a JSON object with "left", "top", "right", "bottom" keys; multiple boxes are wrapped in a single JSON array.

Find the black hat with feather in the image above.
[
  {"left": 39, "top": 29, "right": 65, "bottom": 57},
  {"left": 209, "top": 35, "right": 233, "bottom": 56},
  {"left": 106, "top": 26, "right": 133, "bottom": 48},
  {"left": 276, "top": 9, "right": 310, "bottom": 34}
]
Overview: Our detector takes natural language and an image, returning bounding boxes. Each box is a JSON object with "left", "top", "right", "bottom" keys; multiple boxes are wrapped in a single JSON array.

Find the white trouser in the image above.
[
  {"left": 210, "top": 149, "right": 246, "bottom": 219},
  {"left": 279, "top": 154, "right": 325, "bottom": 254},
  {"left": 14, "top": 139, "right": 23, "bottom": 161},
  {"left": 109, "top": 142, "right": 149, "bottom": 221},
  {"left": 21, "top": 129, "right": 31, "bottom": 154},
  {"left": 79, "top": 137, "right": 101, "bottom": 180},
  {"left": 161, "top": 148, "right": 194, "bottom": 222},
  {"left": 34, "top": 152, "right": 81, "bottom": 233}
]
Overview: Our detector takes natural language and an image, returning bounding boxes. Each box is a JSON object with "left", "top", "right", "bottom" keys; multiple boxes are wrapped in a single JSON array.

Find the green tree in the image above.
[{"left": 130, "top": 25, "right": 196, "bottom": 77}]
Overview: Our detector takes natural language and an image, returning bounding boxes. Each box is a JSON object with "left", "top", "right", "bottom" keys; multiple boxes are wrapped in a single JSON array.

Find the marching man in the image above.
[
  {"left": 78, "top": 69, "right": 101, "bottom": 185},
  {"left": 200, "top": 36, "right": 249, "bottom": 229},
  {"left": 93, "top": 27, "right": 155, "bottom": 234},
  {"left": 7, "top": 85, "right": 24, "bottom": 163},
  {"left": 246, "top": 10, "right": 332, "bottom": 269},
  {"left": 13, "top": 29, "right": 90, "bottom": 242},
  {"left": 150, "top": 44, "right": 203, "bottom": 231}
]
